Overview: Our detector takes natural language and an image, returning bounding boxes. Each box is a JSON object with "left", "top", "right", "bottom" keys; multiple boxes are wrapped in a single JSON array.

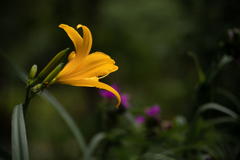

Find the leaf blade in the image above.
[
  {"left": 197, "top": 102, "right": 239, "bottom": 119},
  {"left": 18, "top": 104, "right": 29, "bottom": 160},
  {"left": 40, "top": 90, "right": 87, "bottom": 154},
  {"left": 83, "top": 133, "right": 106, "bottom": 160},
  {"left": 11, "top": 104, "right": 29, "bottom": 160},
  {"left": 11, "top": 105, "right": 20, "bottom": 160}
]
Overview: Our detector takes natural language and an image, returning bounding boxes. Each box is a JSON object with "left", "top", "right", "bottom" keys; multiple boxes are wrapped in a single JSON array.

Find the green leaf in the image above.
[
  {"left": 11, "top": 105, "right": 20, "bottom": 159},
  {"left": 18, "top": 104, "right": 29, "bottom": 160},
  {"left": 83, "top": 133, "right": 106, "bottom": 160},
  {"left": 217, "top": 87, "right": 240, "bottom": 113},
  {"left": 188, "top": 51, "right": 206, "bottom": 83},
  {"left": 0, "top": 52, "right": 28, "bottom": 83},
  {"left": 197, "top": 102, "right": 240, "bottom": 120},
  {"left": 11, "top": 104, "right": 29, "bottom": 160},
  {"left": 218, "top": 54, "right": 233, "bottom": 69},
  {"left": 40, "top": 90, "right": 87, "bottom": 154},
  {"left": 206, "top": 116, "right": 237, "bottom": 125}
]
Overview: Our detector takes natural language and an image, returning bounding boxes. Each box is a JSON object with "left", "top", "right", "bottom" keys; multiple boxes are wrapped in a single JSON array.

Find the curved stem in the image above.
[{"left": 23, "top": 87, "right": 32, "bottom": 117}]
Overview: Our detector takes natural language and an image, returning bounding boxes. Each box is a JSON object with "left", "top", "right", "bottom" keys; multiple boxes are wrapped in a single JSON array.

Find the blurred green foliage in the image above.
[{"left": 1, "top": 0, "right": 240, "bottom": 159}]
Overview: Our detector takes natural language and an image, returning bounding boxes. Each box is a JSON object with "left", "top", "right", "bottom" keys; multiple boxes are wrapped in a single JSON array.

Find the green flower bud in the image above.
[
  {"left": 28, "top": 64, "right": 38, "bottom": 80},
  {"left": 29, "top": 48, "right": 69, "bottom": 87},
  {"left": 37, "top": 48, "right": 69, "bottom": 81},
  {"left": 43, "top": 63, "right": 64, "bottom": 84}
]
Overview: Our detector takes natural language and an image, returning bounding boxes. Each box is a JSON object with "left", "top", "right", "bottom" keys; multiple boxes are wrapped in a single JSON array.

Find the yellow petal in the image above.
[
  {"left": 57, "top": 52, "right": 118, "bottom": 81},
  {"left": 58, "top": 79, "right": 121, "bottom": 108},
  {"left": 76, "top": 25, "right": 92, "bottom": 61},
  {"left": 76, "top": 24, "right": 82, "bottom": 29},
  {"left": 59, "top": 24, "right": 83, "bottom": 51},
  {"left": 58, "top": 24, "right": 92, "bottom": 77},
  {"left": 68, "top": 51, "right": 76, "bottom": 61}
]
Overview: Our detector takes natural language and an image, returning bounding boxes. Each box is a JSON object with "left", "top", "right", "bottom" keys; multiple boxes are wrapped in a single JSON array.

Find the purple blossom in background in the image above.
[
  {"left": 145, "top": 104, "right": 161, "bottom": 118},
  {"left": 135, "top": 116, "right": 145, "bottom": 124},
  {"left": 120, "top": 93, "right": 130, "bottom": 108},
  {"left": 99, "top": 84, "right": 131, "bottom": 108}
]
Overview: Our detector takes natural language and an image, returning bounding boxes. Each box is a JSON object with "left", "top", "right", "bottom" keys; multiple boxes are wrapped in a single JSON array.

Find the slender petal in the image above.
[
  {"left": 77, "top": 25, "right": 92, "bottom": 61},
  {"left": 99, "top": 84, "right": 120, "bottom": 99},
  {"left": 58, "top": 24, "right": 92, "bottom": 77},
  {"left": 57, "top": 79, "right": 121, "bottom": 108},
  {"left": 59, "top": 24, "right": 83, "bottom": 52}
]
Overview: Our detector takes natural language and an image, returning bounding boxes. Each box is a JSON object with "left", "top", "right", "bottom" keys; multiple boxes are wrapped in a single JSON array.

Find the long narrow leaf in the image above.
[
  {"left": 217, "top": 87, "right": 240, "bottom": 113},
  {"left": 11, "top": 104, "right": 29, "bottom": 160},
  {"left": 206, "top": 116, "right": 237, "bottom": 125},
  {"left": 18, "top": 104, "right": 29, "bottom": 160},
  {"left": 0, "top": 52, "right": 28, "bottom": 83},
  {"left": 188, "top": 51, "right": 206, "bottom": 83},
  {"left": 197, "top": 102, "right": 239, "bottom": 119},
  {"left": 40, "top": 90, "right": 87, "bottom": 153},
  {"left": 83, "top": 133, "right": 106, "bottom": 160},
  {"left": 12, "top": 105, "right": 20, "bottom": 160}
]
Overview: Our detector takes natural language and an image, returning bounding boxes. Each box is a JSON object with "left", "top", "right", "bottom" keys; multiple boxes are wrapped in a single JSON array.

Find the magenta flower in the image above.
[
  {"left": 99, "top": 84, "right": 131, "bottom": 108},
  {"left": 135, "top": 116, "right": 145, "bottom": 124},
  {"left": 145, "top": 104, "right": 161, "bottom": 118},
  {"left": 120, "top": 93, "right": 130, "bottom": 108}
]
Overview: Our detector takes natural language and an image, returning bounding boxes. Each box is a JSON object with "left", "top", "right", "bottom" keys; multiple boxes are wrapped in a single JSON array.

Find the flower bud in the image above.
[
  {"left": 42, "top": 63, "right": 64, "bottom": 84},
  {"left": 37, "top": 48, "right": 69, "bottom": 81},
  {"left": 28, "top": 64, "right": 38, "bottom": 80},
  {"left": 29, "top": 48, "right": 69, "bottom": 87}
]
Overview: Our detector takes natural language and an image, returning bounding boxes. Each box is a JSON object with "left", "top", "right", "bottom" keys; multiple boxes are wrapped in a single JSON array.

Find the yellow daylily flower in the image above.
[{"left": 51, "top": 24, "right": 121, "bottom": 108}]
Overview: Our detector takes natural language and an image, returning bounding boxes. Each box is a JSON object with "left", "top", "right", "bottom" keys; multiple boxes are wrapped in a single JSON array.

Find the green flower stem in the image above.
[
  {"left": 23, "top": 87, "right": 31, "bottom": 116},
  {"left": 23, "top": 87, "right": 37, "bottom": 116},
  {"left": 28, "top": 77, "right": 40, "bottom": 88}
]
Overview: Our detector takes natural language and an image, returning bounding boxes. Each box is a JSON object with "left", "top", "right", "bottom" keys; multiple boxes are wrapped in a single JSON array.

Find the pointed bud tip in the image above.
[{"left": 64, "top": 48, "right": 69, "bottom": 51}]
